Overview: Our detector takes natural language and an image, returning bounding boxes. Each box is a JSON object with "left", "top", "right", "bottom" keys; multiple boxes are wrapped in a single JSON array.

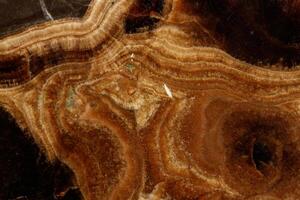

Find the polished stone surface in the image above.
[{"left": 0, "top": 0, "right": 300, "bottom": 199}]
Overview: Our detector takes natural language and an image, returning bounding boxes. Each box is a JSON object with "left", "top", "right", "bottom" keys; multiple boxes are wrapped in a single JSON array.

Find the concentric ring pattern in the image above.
[{"left": 0, "top": 0, "right": 300, "bottom": 199}]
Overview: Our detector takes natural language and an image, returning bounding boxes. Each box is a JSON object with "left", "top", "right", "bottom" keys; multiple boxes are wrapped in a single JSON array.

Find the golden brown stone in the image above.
[{"left": 0, "top": 0, "right": 300, "bottom": 199}]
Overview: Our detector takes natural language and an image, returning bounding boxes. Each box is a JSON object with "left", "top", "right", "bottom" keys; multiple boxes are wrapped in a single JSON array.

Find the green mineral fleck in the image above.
[
  {"left": 66, "top": 87, "right": 75, "bottom": 108},
  {"left": 126, "top": 63, "right": 135, "bottom": 72}
]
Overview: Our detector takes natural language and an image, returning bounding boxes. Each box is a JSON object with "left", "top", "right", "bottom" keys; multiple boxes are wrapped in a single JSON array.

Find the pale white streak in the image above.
[
  {"left": 130, "top": 53, "right": 134, "bottom": 62},
  {"left": 163, "top": 83, "right": 173, "bottom": 98},
  {"left": 39, "top": 0, "right": 54, "bottom": 20}
]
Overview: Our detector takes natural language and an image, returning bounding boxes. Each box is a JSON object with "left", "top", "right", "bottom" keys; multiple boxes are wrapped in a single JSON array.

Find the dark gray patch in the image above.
[{"left": 0, "top": 0, "right": 91, "bottom": 37}]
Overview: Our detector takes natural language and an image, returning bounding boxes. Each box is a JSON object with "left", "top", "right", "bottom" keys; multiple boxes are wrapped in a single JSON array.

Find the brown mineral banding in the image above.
[{"left": 0, "top": 0, "right": 300, "bottom": 199}]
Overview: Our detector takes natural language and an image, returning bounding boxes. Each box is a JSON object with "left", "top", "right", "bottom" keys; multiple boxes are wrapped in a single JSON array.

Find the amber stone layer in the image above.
[{"left": 0, "top": 0, "right": 300, "bottom": 199}]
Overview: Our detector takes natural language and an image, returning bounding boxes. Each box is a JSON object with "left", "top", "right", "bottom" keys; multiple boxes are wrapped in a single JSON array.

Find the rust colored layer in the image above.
[{"left": 0, "top": 0, "right": 300, "bottom": 199}]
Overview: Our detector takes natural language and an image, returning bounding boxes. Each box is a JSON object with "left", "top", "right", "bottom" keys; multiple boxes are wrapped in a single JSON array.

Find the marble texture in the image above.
[{"left": 0, "top": 0, "right": 299, "bottom": 199}]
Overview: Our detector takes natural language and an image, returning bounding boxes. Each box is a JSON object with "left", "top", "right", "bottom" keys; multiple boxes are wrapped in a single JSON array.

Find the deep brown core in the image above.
[
  {"left": 252, "top": 141, "right": 273, "bottom": 171},
  {"left": 0, "top": 107, "right": 82, "bottom": 200},
  {"left": 125, "top": 0, "right": 164, "bottom": 33},
  {"left": 185, "top": 0, "right": 300, "bottom": 67},
  {"left": 228, "top": 112, "right": 283, "bottom": 174},
  {"left": 220, "top": 107, "right": 294, "bottom": 195}
]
